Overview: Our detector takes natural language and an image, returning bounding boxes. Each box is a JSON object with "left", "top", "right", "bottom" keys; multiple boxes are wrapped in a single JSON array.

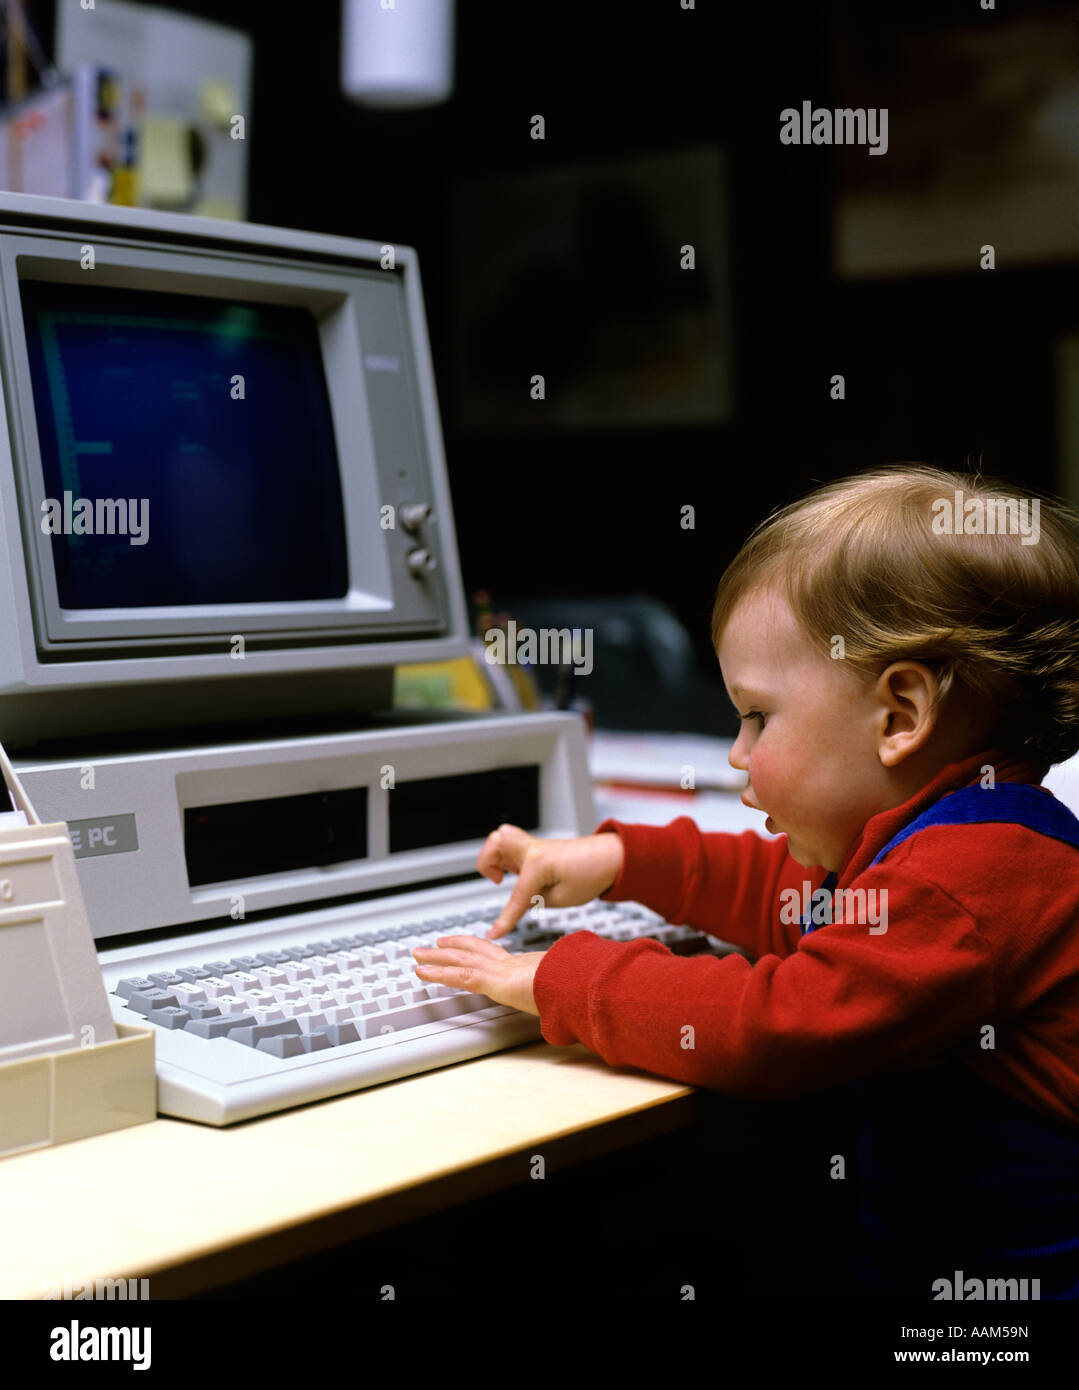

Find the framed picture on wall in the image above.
[
  {"left": 450, "top": 145, "right": 734, "bottom": 431},
  {"left": 832, "top": 11, "right": 1079, "bottom": 278}
]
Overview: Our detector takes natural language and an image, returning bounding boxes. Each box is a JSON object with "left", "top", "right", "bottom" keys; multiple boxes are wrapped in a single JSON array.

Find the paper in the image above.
[
  {"left": 140, "top": 114, "right": 195, "bottom": 207},
  {"left": 588, "top": 730, "right": 747, "bottom": 791}
]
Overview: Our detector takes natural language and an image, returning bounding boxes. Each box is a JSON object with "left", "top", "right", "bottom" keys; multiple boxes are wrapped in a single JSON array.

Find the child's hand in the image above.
[
  {"left": 477, "top": 823, "right": 625, "bottom": 939},
  {"left": 412, "top": 936, "right": 546, "bottom": 1016}
]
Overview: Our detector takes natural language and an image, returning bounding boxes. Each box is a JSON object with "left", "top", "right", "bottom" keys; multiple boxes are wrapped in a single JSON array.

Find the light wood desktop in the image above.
[
  {"left": 0, "top": 1038, "right": 696, "bottom": 1299},
  {"left": 0, "top": 780, "right": 762, "bottom": 1301}
]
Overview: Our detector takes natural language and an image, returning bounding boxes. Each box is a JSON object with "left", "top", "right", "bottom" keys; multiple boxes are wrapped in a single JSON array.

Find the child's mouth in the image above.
[{"left": 765, "top": 816, "right": 777, "bottom": 833}]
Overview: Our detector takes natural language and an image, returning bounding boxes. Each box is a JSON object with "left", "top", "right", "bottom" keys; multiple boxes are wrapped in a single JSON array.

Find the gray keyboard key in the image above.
[
  {"left": 227, "top": 1019, "right": 302, "bottom": 1048},
  {"left": 148, "top": 971, "right": 183, "bottom": 988},
  {"left": 114, "top": 976, "right": 154, "bottom": 1001},
  {"left": 322, "top": 1021, "right": 361, "bottom": 1046},
  {"left": 256, "top": 1033, "right": 306, "bottom": 1058},
  {"left": 175, "top": 966, "right": 213, "bottom": 983},
  {"left": 296, "top": 1022, "right": 361, "bottom": 1048},
  {"left": 185, "top": 1002, "right": 223, "bottom": 1020},
  {"left": 148, "top": 1006, "right": 193, "bottom": 1029},
  {"left": 126, "top": 988, "right": 180, "bottom": 1015},
  {"left": 185, "top": 1012, "right": 255, "bottom": 1039}
]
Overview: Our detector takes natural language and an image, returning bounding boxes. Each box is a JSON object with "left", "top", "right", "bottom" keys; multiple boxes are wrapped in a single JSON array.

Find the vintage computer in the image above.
[{"left": 0, "top": 191, "right": 696, "bottom": 1124}]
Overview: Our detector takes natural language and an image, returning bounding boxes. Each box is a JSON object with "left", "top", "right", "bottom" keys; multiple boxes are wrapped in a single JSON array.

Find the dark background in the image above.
[
  {"left": 32, "top": 0, "right": 1079, "bottom": 730},
  {"left": 6, "top": 0, "right": 1074, "bottom": 1309}
]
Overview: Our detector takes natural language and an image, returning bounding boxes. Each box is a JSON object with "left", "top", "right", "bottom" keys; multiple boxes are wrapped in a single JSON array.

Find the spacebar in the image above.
[{"left": 361, "top": 994, "right": 496, "bottom": 1036}]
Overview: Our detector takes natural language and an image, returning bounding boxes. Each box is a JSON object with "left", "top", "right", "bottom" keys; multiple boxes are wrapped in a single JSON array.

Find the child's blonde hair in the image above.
[{"left": 710, "top": 463, "right": 1079, "bottom": 767}]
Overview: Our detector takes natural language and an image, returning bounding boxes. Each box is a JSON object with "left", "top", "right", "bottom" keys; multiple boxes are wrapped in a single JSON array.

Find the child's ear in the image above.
[{"left": 874, "top": 662, "right": 938, "bottom": 765}]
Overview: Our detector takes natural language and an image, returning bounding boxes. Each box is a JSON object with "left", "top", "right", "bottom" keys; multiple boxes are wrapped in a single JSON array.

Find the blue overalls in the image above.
[{"left": 801, "top": 782, "right": 1079, "bottom": 1299}]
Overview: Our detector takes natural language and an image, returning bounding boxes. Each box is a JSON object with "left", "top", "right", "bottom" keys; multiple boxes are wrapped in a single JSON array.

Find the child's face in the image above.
[{"left": 717, "top": 583, "right": 899, "bottom": 871}]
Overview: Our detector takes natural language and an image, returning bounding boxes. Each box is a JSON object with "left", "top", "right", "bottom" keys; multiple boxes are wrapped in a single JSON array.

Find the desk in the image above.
[
  {"left": 0, "top": 767, "right": 750, "bottom": 1303},
  {"left": 0, "top": 1041, "right": 695, "bottom": 1299},
  {"left": 21, "top": 748, "right": 1057, "bottom": 1302},
  {"left": 594, "top": 784, "right": 778, "bottom": 834},
  {"left": 598, "top": 748, "right": 1079, "bottom": 829}
]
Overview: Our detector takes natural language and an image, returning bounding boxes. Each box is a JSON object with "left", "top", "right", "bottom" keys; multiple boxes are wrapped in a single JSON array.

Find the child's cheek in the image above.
[
  {"left": 748, "top": 744, "right": 779, "bottom": 803},
  {"left": 750, "top": 739, "right": 798, "bottom": 816}
]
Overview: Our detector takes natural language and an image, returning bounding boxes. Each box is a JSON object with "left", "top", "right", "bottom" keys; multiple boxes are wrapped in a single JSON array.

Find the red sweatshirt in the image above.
[{"left": 533, "top": 747, "right": 1079, "bottom": 1130}]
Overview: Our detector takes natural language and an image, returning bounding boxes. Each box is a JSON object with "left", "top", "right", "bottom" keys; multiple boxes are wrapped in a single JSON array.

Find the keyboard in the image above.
[{"left": 101, "top": 883, "right": 728, "bottom": 1124}]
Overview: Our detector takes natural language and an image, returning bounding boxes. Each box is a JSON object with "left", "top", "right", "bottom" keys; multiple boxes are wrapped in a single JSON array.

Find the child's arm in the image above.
[
  {"left": 532, "top": 853, "right": 996, "bottom": 1095},
  {"left": 593, "top": 815, "right": 826, "bottom": 959},
  {"left": 481, "top": 817, "right": 821, "bottom": 959}
]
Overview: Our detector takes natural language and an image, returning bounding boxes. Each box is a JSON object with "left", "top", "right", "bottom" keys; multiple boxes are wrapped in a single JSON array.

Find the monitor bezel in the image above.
[{"left": 0, "top": 233, "right": 440, "bottom": 650}]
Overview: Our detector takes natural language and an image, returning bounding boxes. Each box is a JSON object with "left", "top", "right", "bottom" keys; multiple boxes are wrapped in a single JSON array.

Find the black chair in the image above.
[{"left": 489, "top": 593, "right": 735, "bottom": 735}]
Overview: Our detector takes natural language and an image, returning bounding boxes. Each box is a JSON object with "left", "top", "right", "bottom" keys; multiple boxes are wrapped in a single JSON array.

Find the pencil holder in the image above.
[
  {"left": 0, "top": 752, "right": 158, "bottom": 1158},
  {"left": 0, "top": 1021, "right": 156, "bottom": 1159}
]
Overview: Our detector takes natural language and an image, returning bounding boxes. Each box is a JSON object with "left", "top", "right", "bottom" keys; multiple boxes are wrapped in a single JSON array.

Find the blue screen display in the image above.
[{"left": 19, "top": 280, "right": 349, "bottom": 609}]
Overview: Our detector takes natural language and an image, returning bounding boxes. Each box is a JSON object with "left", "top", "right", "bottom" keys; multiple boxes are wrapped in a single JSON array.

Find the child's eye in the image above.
[{"left": 742, "top": 711, "right": 767, "bottom": 728}]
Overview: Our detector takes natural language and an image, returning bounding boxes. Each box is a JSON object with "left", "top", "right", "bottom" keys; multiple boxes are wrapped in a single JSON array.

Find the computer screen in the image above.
[
  {"left": 0, "top": 193, "right": 469, "bottom": 744},
  {"left": 21, "top": 280, "right": 350, "bottom": 609}
]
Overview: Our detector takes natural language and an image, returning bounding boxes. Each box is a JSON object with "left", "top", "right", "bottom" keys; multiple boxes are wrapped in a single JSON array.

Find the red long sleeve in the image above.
[
  {"left": 594, "top": 816, "right": 829, "bottom": 959},
  {"left": 533, "top": 749, "right": 1079, "bottom": 1126}
]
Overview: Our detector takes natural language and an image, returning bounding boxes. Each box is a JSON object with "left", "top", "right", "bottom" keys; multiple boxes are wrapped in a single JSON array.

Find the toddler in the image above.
[{"left": 413, "top": 463, "right": 1079, "bottom": 1299}]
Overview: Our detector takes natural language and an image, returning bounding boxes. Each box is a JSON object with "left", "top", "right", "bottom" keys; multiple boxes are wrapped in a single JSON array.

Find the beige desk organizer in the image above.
[{"left": 0, "top": 743, "right": 156, "bottom": 1159}]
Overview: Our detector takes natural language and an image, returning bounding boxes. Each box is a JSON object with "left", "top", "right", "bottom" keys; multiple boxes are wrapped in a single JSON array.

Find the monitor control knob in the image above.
[
  {"left": 400, "top": 503, "right": 433, "bottom": 534},
  {"left": 407, "top": 547, "right": 438, "bottom": 576}
]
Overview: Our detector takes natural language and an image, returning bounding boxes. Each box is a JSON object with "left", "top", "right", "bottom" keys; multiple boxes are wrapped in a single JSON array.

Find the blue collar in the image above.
[{"left": 801, "top": 782, "right": 1079, "bottom": 935}]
